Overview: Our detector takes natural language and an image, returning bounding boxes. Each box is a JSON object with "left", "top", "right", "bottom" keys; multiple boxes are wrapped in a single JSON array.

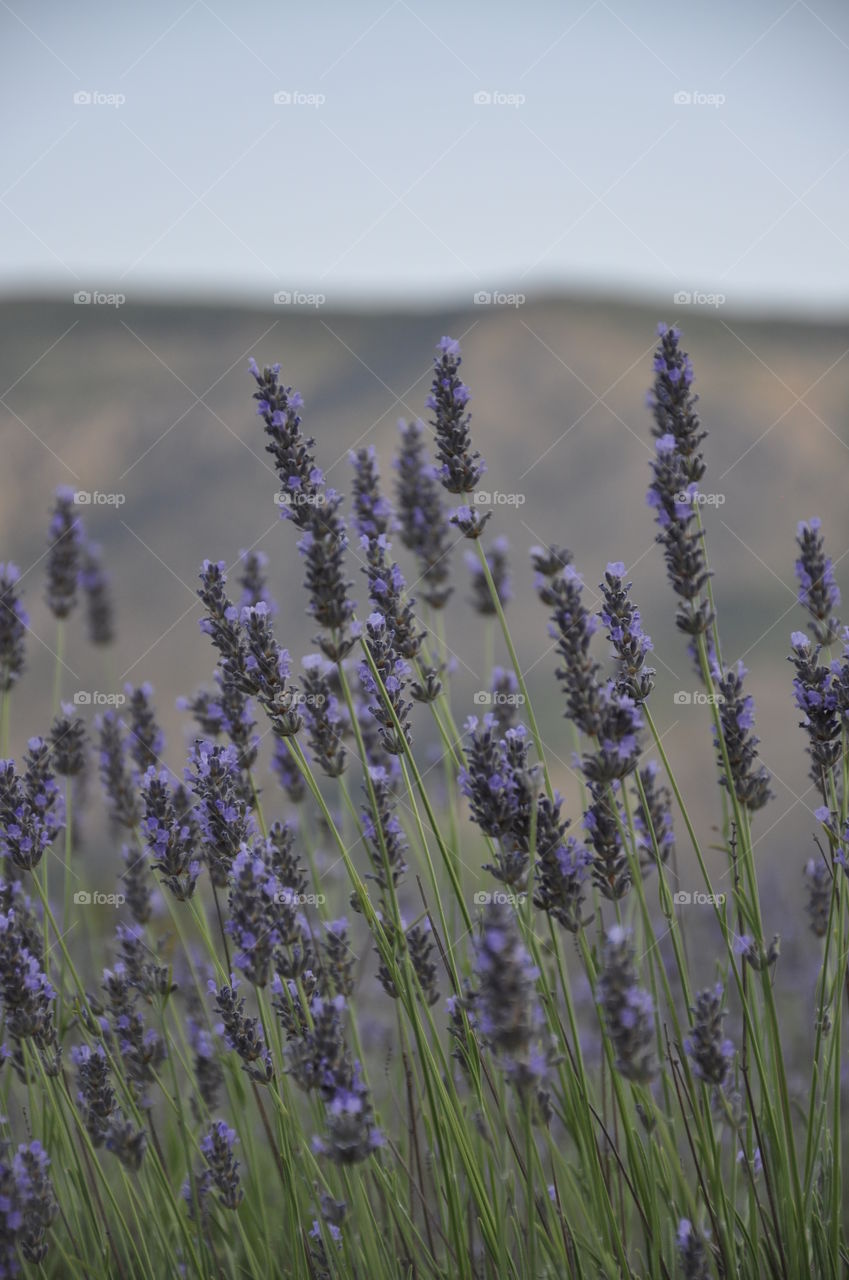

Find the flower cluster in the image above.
[
  {"left": 712, "top": 661, "right": 772, "bottom": 811},
  {"left": 395, "top": 419, "right": 453, "bottom": 608},
  {"left": 0, "top": 564, "right": 27, "bottom": 693},
  {"left": 0, "top": 739, "right": 62, "bottom": 871},
  {"left": 597, "top": 926, "right": 657, "bottom": 1083},
  {"left": 795, "top": 518, "right": 840, "bottom": 646},
  {"left": 45, "top": 486, "right": 82, "bottom": 620}
]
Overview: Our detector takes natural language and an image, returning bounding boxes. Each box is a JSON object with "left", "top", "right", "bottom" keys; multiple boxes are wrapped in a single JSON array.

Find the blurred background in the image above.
[{"left": 2, "top": 0, "right": 849, "bottom": 996}]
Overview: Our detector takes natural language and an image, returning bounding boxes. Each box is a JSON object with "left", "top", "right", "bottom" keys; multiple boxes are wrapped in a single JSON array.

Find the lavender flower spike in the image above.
[
  {"left": 597, "top": 925, "right": 657, "bottom": 1083},
  {"left": 45, "top": 486, "right": 82, "bottom": 620},
  {"left": 395, "top": 419, "right": 453, "bottom": 608},
  {"left": 428, "top": 337, "right": 489, "bottom": 539},
  {"left": 0, "top": 564, "right": 27, "bottom": 693},
  {"left": 795, "top": 518, "right": 841, "bottom": 646}
]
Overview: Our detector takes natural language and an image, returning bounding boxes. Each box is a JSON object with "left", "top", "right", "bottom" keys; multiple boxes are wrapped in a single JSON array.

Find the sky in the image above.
[{"left": 2, "top": 0, "right": 848, "bottom": 314}]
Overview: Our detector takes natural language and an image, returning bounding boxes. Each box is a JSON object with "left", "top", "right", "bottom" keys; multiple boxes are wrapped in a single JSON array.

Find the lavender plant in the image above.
[{"left": 0, "top": 325, "right": 843, "bottom": 1280}]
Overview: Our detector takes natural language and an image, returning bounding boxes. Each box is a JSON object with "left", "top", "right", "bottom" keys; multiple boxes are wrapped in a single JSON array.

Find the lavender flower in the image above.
[
  {"left": 361, "top": 535, "right": 424, "bottom": 660},
  {"left": 804, "top": 856, "right": 831, "bottom": 937},
  {"left": 104, "top": 1114, "right": 147, "bottom": 1172},
  {"left": 0, "top": 565, "right": 27, "bottom": 693},
  {"left": 187, "top": 1017, "right": 224, "bottom": 1110},
  {"left": 97, "top": 711, "right": 141, "bottom": 829},
  {"left": 189, "top": 1122, "right": 243, "bottom": 1214},
  {"left": 713, "top": 662, "right": 772, "bottom": 811},
  {"left": 238, "top": 548, "right": 275, "bottom": 614},
  {"left": 470, "top": 900, "right": 549, "bottom": 1106},
  {"left": 301, "top": 655, "right": 346, "bottom": 777},
  {"left": 211, "top": 977, "right": 274, "bottom": 1083},
  {"left": 796, "top": 518, "right": 841, "bottom": 646},
  {"left": 676, "top": 1218, "right": 710, "bottom": 1280},
  {"left": 395, "top": 419, "right": 453, "bottom": 608},
  {"left": 532, "top": 829, "right": 592, "bottom": 934},
  {"left": 140, "top": 768, "right": 200, "bottom": 901},
  {"left": 80, "top": 544, "right": 115, "bottom": 646},
  {"left": 359, "top": 612, "right": 411, "bottom": 755},
  {"left": 599, "top": 562, "right": 655, "bottom": 703},
  {"left": 49, "top": 706, "right": 86, "bottom": 777},
  {"left": 530, "top": 544, "right": 572, "bottom": 578},
  {"left": 597, "top": 925, "right": 657, "bottom": 1082},
  {"left": 584, "top": 791, "right": 630, "bottom": 901},
  {"left": 226, "top": 842, "right": 287, "bottom": 988},
  {"left": 648, "top": 325, "right": 705, "bottom": 480},
  {"left": 313, "top": 1066, "right": 383, "bottom": 1165},
  {"left": 429, "top": 337, "right": 485, "bottom": 484},
  {"left": 114, "top": 922, "right": 173, "bottom": 999},
  {"left": 789, "top": 632, "right": 841, "bottom": 789},
  {"left": 187, "top": 740, "right": 255, "bottom": 887},
  {"left": 488, "top": 666, "right": 522, "bottom": 734},
  {"left": 685, "top": 984, "right": 734, "bottom": 1088},
  {"left": 350, "top": 446, "right": 392, "bottom": 540},
  {"left": 360, "top": 766, "right": 408, "bottom": 897},
  {"left": 121, "top": 844, "right": 152, "bottom": 925},
  {"left": 101, "top": 963, "right": 166, "bottom": 1100},
  {"left": 0, "top": 911, "right": 60, "bottom": 1074},
  {"left": 407, "top": 921, "right": 439, "bottom": 1006},
  {"left": 251, "top": 358, "right": 357, "bottom": 659},
  {"left": 466, "top": 538, "right": 510, "bottom": 616},
  {"left": 0, "top": 740, "right": 62, "bottom": 871},
  {"left": 11, "top": 1141, "right": 57, "bottom": 1265},
  {"left": 633, "top": 762, "right": 675, "bottom": 875},
  {"left": 271, "top": 738, "right": 306, "bottom": 804},
  {"left": 71, "top": 1044, "right": 117, "bottom": 1146},
  {"left": 125, "top": 683, "right": 163, "bottom": 772},
  {"left": 323, "top": 919, "right": 355, "bottom": 998},
  {"left": 538, "top": 563, "right": 602, "bottom": 737},
  {"left": 45, "top": 487, "right": 82, "bottom": 620}
]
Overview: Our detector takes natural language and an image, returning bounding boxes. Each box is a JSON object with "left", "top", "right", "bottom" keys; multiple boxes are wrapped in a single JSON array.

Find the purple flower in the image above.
[
  {"left": 796, "top": 518, "right": 841, "bottom": 646},
  {"left": 45, "top": 486, "right": 82, "bottom": 620},
  {"left": 0, "top": 564, "right": 27, "bottom": 693},
  {"left": 394, "top": 419, "right": 453, "bottom": 608}
]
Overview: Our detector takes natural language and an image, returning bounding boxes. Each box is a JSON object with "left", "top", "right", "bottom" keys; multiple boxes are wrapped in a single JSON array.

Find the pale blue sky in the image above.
[{"left": 2, "top": 0, "right": 848, "bottom": 313}]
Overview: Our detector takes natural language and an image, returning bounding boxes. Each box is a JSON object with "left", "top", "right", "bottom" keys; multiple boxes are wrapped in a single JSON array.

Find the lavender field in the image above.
[{"left": 0, "top": 313, "right": 846, "bottom": 1278}]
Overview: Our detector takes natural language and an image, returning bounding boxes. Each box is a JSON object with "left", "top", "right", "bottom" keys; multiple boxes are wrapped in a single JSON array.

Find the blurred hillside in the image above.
[{"left": 1, "top": 293, "right": 848, "bottom": 923}]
